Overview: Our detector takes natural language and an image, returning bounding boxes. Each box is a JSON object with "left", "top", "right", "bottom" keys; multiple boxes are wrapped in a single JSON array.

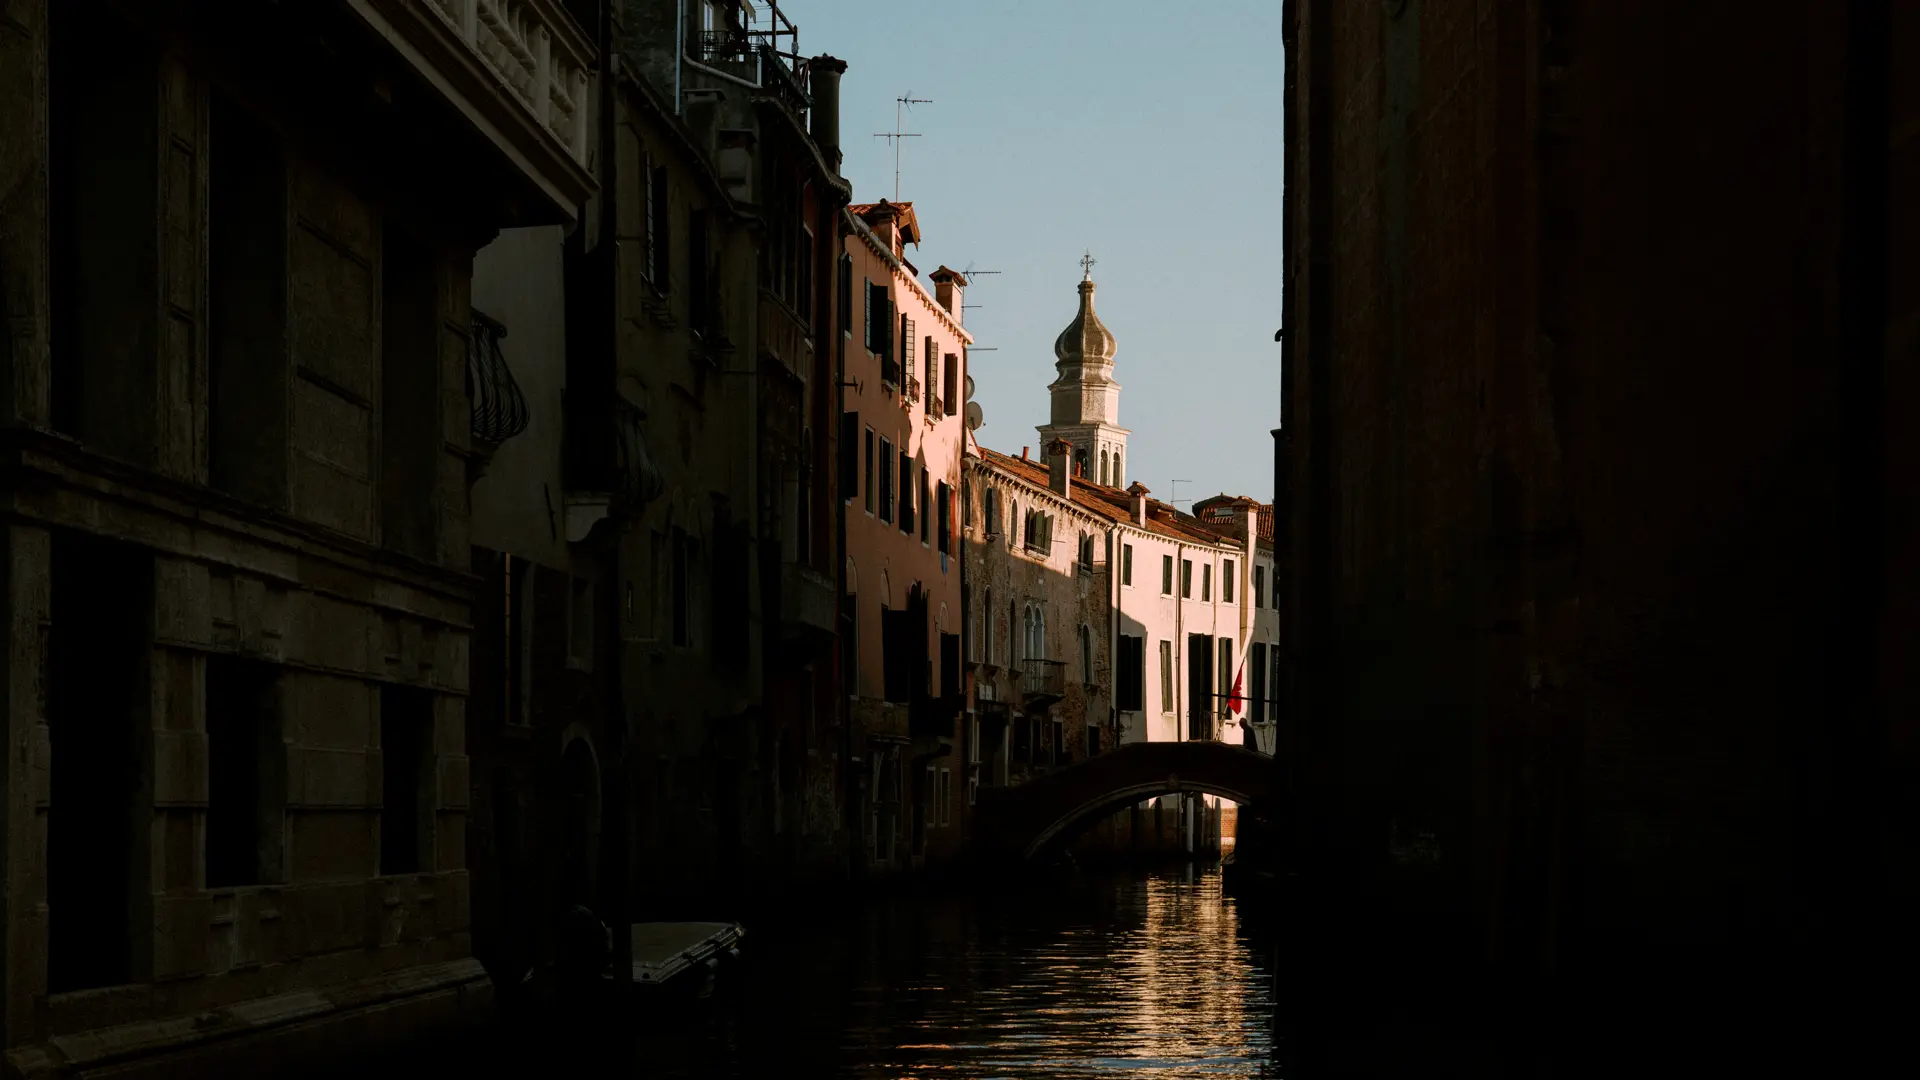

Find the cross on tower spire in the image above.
[{"left": 1080, "top": 251, "right": 1097, "bottom": 280}]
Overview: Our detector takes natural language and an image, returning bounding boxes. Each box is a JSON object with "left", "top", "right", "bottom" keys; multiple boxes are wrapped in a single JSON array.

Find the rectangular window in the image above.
[
  {"left": 840, "top": 411, "right": 859, "bottom": 500},
  {"left": 1224, "top": 559, "right": 1236, "bottom": 603},
  {"left": 1122, "top": 543, "right": 1134, "bottom": 586},
  {"left": 1202, "top": 564, "right": 1212, "bottom": 601},
  {"left": 937, "top": 768, "right": 952, "bottom": 827},
  {"left": 1117, "top": 634, "right": 1145, "bottom": 711},
  {"left": 864, "top": 428, "right": 877, "bottom": 513},
  {"left": 878, "top": 439, "right": 894, "bottom": 522},
  {"left": 863, "top": 276, "right": 873, "bottom": 351},
  {"left": 381, "top": 226, "right": 440, "bottom": 560},
  {"left": 903, "top": 317, "right": 917, "bottom": 385},
  {"left": 688, "top": 208, "right": 711, "bottom": 337},
  {"left": 1274, "top": 568, "right": 1282, "bottom": 609},
  {"left": 937, "top": 481, "right": 951, "bottom": 554},
  {"left": 899, "top": 452, "right": 914, "bottom": 534},
  {"left": 1254, "top": 565, "right": 1266, "bottom": 609},
  {"left": 868, "top": 282, "right": 893, "bottom": 358},
  {"left": 925, "top": 336, "right": 937, "bottom": 411},
  {"left": 941, "top": 632, "right": 960, "bottom": 698},
  {"left": 206, "top": 656, "right": 284, "bottom": 888},
  {"left": 882, "top": 606, "right": 913, "bottom": 704},
  {"left": 839, "top": 254, "right": 853, "bottom": 335},
  {"left": 209, "top": 91, "right": 289, "bottom": 507},
  {"left": 1251, "top": 641, "right": 1269, "bottom": 726},
  {"left": 1159, "top": 639, "right": 1175, "bottom": 713},
  {"left": 943, "top": 354, "right": 958, "bottom": 416},
  {"left": 1163, "top": 554, "right": 1175, "bottom": 595},
  {"left": 1086, "top": 723, "right": 1100, "bottom": 759},
  {"left": 1182, "top": 559, "right": 1194, "bottom": 599},
  {"left": 379, "top": 685, "right": 434, "bottom": 876},
  {"left": 920, "top": 473, "right": 931, "bottom": 545}
]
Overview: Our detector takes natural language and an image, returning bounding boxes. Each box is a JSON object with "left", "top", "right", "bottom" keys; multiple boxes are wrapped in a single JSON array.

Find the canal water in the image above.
[{"left": 425, "top": 865, "right": 1280, "bottom": 1077}]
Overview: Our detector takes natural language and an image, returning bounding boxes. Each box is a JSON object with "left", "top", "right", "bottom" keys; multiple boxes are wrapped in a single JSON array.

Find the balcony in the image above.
[
  {"left": 775, "top": 562, "right": 836, "bottom": 647},
  {"left": 880, "top": 358, "right": 901, "bottom": 387},
  {"left": 901, "top": 376, "right": 921, "bottom": 408},
  {"left": 466, "top": 310, "right": 530, "bottom": 483},
  {"left": 348, "top": 0, "right": 596, "bottom": 218},
  {"left": 1021, "top": 659, "right": 1067, "bottom": 705},
  {"left": 562, "top": 394, "right": 662, "bottom": 541}
]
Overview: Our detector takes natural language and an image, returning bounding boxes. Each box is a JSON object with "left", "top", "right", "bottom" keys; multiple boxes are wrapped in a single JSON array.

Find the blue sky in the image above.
[{"left": 781, "top": 0, "right": 1284, "bottom": 508}]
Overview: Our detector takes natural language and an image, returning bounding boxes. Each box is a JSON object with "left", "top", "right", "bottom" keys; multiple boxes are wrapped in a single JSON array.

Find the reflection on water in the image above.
[{"left": 638, "top": 865, "right": 1278, "bottom": 1078}]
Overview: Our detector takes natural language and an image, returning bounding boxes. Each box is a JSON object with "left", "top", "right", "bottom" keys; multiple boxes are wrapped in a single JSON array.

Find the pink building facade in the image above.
[{"left": 839, "top": 202, "right": 972, "bottom": 873}]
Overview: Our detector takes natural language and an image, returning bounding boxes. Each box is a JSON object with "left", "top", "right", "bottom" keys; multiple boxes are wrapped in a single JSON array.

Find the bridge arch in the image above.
[{"left": 972, "top": 741, "right": 1282, "bottom": 862}]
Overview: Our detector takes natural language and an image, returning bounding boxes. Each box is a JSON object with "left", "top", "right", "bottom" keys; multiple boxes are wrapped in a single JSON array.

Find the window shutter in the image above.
[
  {"left": 924, "top": 337, "right": 936, "bottom": 410},
  {"left": 839, "top": 411, "right": 858, "bottom": 498},
  {"left": 943, "top": 354, "right": 957, "bottom": 416},
  {"left": 863, "top": 280, "right": 874, "bottom": 351},
  {"left": 903, "top": 317, "right": 916, "bottom": 383}
]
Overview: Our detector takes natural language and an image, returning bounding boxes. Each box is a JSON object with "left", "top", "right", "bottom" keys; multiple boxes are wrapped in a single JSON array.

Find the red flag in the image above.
[{"left": 1228, "top": 651, "right": 1248, "bottom": 716}]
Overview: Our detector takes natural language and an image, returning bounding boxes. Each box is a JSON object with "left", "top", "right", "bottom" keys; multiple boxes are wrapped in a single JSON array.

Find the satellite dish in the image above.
[
  {"left": 964, "top": 375, "right": 976, "bottom": 401},
  {"left": 965, "top": 401, "right": 984, "bottom": 431}
]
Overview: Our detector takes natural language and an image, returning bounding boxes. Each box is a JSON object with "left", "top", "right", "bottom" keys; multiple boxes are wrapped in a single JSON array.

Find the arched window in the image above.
[
  {"left": 1075, "top": 448, "right": 1089, "bottom": 477},
  {"left": 1023, "top": 603, "right": 1046, "bottom": 662},
  {"left": 1113, "top": 450, "right": 1123, "bottom": 486},
  {"left": 982, "top": 586, "right": 994, "bottom": 661},
  {"left": 1100, "top": 450, "right": 1109, "bottom": 486}
]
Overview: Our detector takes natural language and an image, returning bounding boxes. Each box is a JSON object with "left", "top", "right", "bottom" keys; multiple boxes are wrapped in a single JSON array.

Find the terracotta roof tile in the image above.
[{"left": 974, "top": 446, "right": 1243, "bottom": 546}]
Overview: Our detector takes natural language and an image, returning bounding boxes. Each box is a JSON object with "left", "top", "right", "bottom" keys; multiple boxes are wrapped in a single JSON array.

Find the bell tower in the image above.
[{"left": 1036, "top": 254, "right": 1130, "bottom": 487}]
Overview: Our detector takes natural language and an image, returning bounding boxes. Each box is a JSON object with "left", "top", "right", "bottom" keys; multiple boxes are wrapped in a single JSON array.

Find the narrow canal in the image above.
[{"left": 412, "top": 865, "right": 1280, "bottom": 1077}]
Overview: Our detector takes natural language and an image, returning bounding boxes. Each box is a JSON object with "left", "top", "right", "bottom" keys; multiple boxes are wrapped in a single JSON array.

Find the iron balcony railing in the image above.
[
  {"left": 468, "top": 310, "right": 529, "bottom": 450},
  {"left": 880, "top": 358, "right": 901, "bottom": 386},
  {"left": 901, "top": 375, "right": 921, "bottom": 407},
  {"left": 1021, "top": 658, "right": 1066, "bottom": 702}
]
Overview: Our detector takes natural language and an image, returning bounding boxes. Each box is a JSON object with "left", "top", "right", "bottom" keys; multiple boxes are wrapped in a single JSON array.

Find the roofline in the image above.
[
  {"left": 843, "top": 208, "right": 973, "bottom": 343},
  {"left": 967, "top": 455, "right": 1121, "bottom": 533},
  {"left": 971, "top": 447, "right": 1248, "bottom": 551}
]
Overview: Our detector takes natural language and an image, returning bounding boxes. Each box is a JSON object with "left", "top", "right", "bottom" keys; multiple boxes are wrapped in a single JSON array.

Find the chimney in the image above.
[
  {"left": 1128, "top": 482, "right": 1150, "bottom": 527},
  {"left": 1022, "top": 446, "right": 1029, "bottom": 461},
  {"left": 807, "top": 56, "right": 847, "bottom": 174},
  {"left": 1046, "top": 438, "right": 1073, "bottom": 497},
  {"left": 930, "top": 266, "right": 966, "bottom": 327}
]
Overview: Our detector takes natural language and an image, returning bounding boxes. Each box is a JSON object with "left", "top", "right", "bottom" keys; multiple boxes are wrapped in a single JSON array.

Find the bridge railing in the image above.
[{"left": 1020, "top": 658, "right": 1066, "bottom": 702}]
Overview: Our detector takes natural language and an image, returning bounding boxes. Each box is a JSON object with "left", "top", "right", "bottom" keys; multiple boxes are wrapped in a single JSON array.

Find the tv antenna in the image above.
[
  {"left": 1169, "top": 479, "right": 1194, "bottom": 507},
  {"left": 960, "top": 261, "right": 999, "bottom": 309},
  {"left": 874, "top": 94, "right": 932, "bottom": 202}
]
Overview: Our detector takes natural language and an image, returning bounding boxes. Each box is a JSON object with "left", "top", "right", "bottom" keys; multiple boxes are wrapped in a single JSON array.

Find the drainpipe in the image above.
[{"left": 674, "top": 0, "right": 684, "bottom": 114}]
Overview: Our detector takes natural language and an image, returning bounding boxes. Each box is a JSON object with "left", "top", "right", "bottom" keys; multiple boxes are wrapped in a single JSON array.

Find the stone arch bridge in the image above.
[{"left": 972, "top": 741, "right": 1284, "bottom": 863}]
